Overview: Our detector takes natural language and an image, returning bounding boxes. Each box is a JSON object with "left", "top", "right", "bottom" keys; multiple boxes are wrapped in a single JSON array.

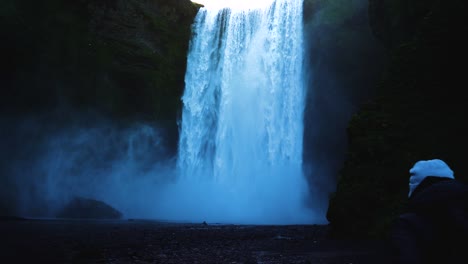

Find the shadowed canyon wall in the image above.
[
  {"left": 327, "top": 0, "right": 468, "bottom": 238},
  {"left": 302, "top": 0, "right": 385, "bottom": 215}
]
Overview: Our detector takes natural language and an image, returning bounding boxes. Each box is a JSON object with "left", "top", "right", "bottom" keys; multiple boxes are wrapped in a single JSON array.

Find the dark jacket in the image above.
[{"left": 391, "top": 177, "right": 468, "bottom": 264}]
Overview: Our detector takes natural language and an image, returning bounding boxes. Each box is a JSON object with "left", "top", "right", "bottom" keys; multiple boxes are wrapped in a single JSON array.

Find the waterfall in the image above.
[{"left": 176, "top": 0, "right": 322, "bottom": 224}]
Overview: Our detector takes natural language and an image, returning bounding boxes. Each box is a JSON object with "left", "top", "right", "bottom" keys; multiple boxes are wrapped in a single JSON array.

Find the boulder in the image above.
[{"left": 57, "top": 197, "right": 122, "bottom": 219}]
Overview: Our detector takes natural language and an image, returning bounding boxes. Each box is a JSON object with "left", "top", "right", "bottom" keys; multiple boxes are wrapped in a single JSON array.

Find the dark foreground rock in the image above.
[
  {"left": 0, "top": 219, "right": 391, "bottom": 264},
  {"left": 57, "top": 197, "right": 122, "bottom": 219}
]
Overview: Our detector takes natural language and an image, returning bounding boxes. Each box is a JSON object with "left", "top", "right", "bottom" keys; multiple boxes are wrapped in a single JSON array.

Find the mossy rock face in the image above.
[
  {"left": 368, "top": 0, "right": 439, "bottom": 48},
  {"left": 1, "top": 0, "right": 200, "bottom": 121},
  {"left": 85, "top": 0, "right": 201, "bottom": 120},
  {"left": 327, "top": 0, "right": 468, "bottom": 238}
]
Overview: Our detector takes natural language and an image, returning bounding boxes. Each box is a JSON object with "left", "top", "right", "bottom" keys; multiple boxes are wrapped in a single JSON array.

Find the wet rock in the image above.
[{"left": 57, "top": 197, "right": 122, "bottom": 219}]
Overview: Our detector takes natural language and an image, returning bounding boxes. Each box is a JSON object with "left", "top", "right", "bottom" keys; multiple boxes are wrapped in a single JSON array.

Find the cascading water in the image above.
[{"left": 175, "top": 0, "right": 324, "bottom": 224}]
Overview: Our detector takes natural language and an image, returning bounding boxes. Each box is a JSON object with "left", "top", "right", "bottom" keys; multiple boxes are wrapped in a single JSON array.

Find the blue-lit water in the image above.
[{"left": 175, "top": 0, "right": 323, "bottom": 224}]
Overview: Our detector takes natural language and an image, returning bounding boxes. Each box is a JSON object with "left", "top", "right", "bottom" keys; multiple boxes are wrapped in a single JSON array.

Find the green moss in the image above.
[
  {"left": 2, "top": 0, "right": 200, "bottom": 121},
  {"left": 0, "top": 0, "right": 17, "bottom": 18},
  {"left": 304, "top": 0, "right": 363, "bottom": 26}
]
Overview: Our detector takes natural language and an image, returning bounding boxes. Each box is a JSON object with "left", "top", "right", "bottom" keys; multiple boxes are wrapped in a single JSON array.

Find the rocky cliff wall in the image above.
[
  {"left": 1, "top": 0, "right": 200, "bottom": 121},
  {"left": 327, "top": 0, "right": 467, "bottom": 238}
]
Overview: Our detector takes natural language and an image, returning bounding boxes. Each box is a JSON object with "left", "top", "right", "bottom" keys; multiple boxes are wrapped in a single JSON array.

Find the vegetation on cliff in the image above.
[
  {"left": 327, "top": 0, "right": 468, "bottom": 238},
  {"left": 1, "top": 0, "right": 200, "bottom": 121}
]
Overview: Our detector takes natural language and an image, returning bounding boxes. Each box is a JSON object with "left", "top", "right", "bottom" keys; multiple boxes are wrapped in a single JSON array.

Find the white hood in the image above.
[{"left": 408, "top": 159, "right": 454, "bottom": 197}]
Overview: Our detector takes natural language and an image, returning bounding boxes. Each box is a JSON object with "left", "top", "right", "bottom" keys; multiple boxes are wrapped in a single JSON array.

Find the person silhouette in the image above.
[{"left": 390, "top": 159, "right": 468, "bottom": 264}]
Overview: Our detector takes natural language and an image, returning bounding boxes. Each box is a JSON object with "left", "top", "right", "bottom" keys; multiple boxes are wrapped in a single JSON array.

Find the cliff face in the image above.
[
  {"left": 1, "top": 0, "right": 200, "bottom": 121},
  {"left": 302, "top": 0, "right": 385, "bottom": 215},
  {"left": 0, "top": 0, "right": 200, "bottom": 216},
  {"left": 327, "top": 0, "right": 468, "bottom": 238}
]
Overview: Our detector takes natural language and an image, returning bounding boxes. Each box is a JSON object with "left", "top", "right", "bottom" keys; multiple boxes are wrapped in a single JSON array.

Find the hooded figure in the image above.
[
  {"left": 408, "top": 159, "right": 454, "bottom": 197},
  {"left": 390, "top": 159, "right": 468, "bottom": 264}
]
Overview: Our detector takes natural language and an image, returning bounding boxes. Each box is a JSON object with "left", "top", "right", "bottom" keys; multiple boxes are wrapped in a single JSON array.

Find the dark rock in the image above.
[
  {"left": 303, "top": 0, "right": 386, "bottom": 222},
  {"left": 57, "top": 197, "right": 122, "bottom": 219},
  {"left": 0, "top": 0, "right": 200, "bottom": 121},
  {"left": 327, "top": 0, "right": 468, "bottom": 238}
]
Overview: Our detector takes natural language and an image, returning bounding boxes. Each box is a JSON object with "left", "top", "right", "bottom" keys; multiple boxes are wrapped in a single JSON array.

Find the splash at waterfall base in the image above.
[{"left": 152, "top": 167, "right": 321, "bottom": 225}]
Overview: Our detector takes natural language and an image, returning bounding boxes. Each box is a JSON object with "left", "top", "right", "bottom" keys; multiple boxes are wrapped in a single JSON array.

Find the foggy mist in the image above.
[{"left": 1, "top": 112, "right": 318, "bottom": 224}]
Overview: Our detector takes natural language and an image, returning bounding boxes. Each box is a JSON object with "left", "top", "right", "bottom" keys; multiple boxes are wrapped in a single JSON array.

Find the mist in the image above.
[
  {"left": 0, "top": 107, "right": 316, "bottom": 224},
  {"left": 0, "top": 111, "right": 322, "bottom": 224},
  {"left": 0, "top": 112, "right": 165, "bottom": 218}
]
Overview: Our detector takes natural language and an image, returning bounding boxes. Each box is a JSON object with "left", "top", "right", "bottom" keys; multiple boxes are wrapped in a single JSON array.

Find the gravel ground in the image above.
[{"left": 0, "top": 218, "right": 391, "bottom": 264}]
